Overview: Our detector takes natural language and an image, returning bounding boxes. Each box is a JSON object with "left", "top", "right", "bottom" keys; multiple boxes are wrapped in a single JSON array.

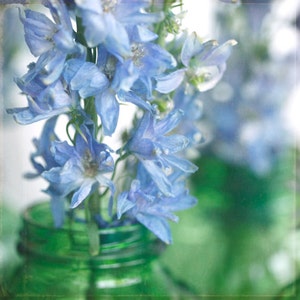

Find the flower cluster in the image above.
[
  {"left": 199, "top": 0, "right": 296, "bottom": 175},
  {"left": 7, "top": 0, "right": 235, "bottom": 245}
]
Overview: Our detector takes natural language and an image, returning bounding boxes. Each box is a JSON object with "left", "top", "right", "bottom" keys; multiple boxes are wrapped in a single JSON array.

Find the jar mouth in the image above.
[{"left": 18, "top": 201, "right": 165, "bottom": 267}]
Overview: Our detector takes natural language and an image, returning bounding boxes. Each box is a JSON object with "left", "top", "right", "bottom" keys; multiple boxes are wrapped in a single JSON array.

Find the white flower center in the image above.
[
  {"left": 101, "top": 0, "right": 118, "bottom": 13},
  {"left": 83, "top": 150, "right": 98, "bottom": 177},
  {"left": 131, "top": 43, "right": 145, "bottom": 67}
]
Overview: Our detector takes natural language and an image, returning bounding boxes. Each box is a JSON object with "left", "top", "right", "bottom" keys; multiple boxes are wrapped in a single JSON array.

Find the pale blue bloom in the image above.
[
  {"left": 117, "top": 169, "right": 197, "bottom": 244},
  {"left": 74, "top": 0, "right": 163, "bottom": 60},
  {"left": 92, "top": 43, "right": 163, "bottom": 135},
  {"left": 5, "top": 0, "right": 237, "bottom": 241},
  {"left": 173, "top": 85, "right": 204, "bottom": 145},
  {"left": 181, "top": 32, "right": 237, "bottom": 92},
  {"left": 20, "top": 0, "right": 82, "bottom": 84},
  {"left": 6, "top": 70, "right": 74, "bottom": 124},
  {"left": 63, "top": 59, "right": 109, "bottom": 98},
  {"left": 126, "top": 111, "right": 198, "bottom": 196},
  {"left": 200, "top": 2, "right": 294, "bottom": 175},
  {"left": 25, "top": 117, "right": 59, "bottom": 178},
  {"left": 42, "top": 125, "right": 115, "bottom": 209},
  {"left": 120, "top": 39, "right": 178, "bottom": 98}
]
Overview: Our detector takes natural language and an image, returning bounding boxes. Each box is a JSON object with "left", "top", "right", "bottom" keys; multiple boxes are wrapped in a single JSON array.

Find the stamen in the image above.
[
  {"left": 131, "top": 43, "right": 145, "bottom": 67},
  {"left": 83, "top": 150, "right": 98, "bottom": 177},
  {"left": 101, "top": 0, "right": 118, "bottom": 13}
]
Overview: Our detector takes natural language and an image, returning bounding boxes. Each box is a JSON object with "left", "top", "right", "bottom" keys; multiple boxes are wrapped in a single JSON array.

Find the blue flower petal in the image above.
[
  {"left": 155, "top": 69, "right": 186, "bottom": 94},
  {"left": 136, "top": 213, "right": 172, "bottom": 244},
  {"left": 50, "top": 196, "right": 65, "bottom": 227},
  {"left": 117, "top": 192, "right": 135, "bottom": 219},
  {"left": 142, "top": 160, "right": 173, "bottom": 196},
  {"left": 70, "top": 179, "right": 95, "bottom": 208},
  {"left": 163, "top": 155, "right": 198, "bottom": 173},
  {"left": 117, "top": 90, "right": 154, "bottom": 112},
  {"left": 95, "top": 89, "right": 119, "bottom": 136},
  {"left": 64, "top": 59, "right": 109, "bottom": 98}
]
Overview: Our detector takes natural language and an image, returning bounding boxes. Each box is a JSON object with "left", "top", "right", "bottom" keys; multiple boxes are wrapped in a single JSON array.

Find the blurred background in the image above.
[{"left": 1, "top": 0, "right": 299, "bottom": 297}]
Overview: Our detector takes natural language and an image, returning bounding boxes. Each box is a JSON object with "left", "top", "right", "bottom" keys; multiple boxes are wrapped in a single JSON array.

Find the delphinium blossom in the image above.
[
  {"left": 198, "top": 0, "right": 295, "bottom": 175},
  {"left": 7, "top": 0, "right": 235, "bottom": 247}
]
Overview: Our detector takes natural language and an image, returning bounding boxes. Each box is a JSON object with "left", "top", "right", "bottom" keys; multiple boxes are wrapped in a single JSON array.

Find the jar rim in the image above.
[
  {"left": 22, "top": 201, "right": 143, "bottom": 235},
  {"left": 18, "top": 201, "right": 164, "bottom": 267}
]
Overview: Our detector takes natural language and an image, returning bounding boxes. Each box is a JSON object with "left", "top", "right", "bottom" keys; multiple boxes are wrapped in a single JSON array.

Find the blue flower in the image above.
[
  {"left": 173, "top": 85, "right": 204, "bottom": 145},
  {"left": 63, "top": 59, "right": 109, "bottom": 98},
  {"left": 20, "top": 0, "right": 82, "bottom": 84},
  {"left": 6, "top": 70, "right": 75, "bottom": 124},
  {"left": 116, "top": 27, "right": 179, "bottom": 98},
  {"left": 125, "top": 110, "right": 198, "bottom": 196},
  {"left": 74, "top": 0, "right": 163, "bottom": 60},
  {"left": 181, "top": 32, "right": 237, "bottom": 92},
  {"left": 117, "top": 169, "right": 197, "bottom": 244},
  {"left": 42, "top": 125, "right": 115, "bottom": 209},
  {"left": 25, "top": 117, "right": 59, "bottom": 178}
]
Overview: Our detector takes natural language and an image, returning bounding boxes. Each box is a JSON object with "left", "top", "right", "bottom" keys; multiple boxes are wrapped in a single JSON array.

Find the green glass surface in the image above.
[{"left": 7, "top": 202, "right": 197, "bottom": 299}]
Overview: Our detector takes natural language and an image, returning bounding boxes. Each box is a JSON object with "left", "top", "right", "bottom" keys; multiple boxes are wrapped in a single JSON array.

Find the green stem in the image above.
[
  {"left": 85, "top": 193, "right": 101, "bottom": 256},
  {"left": 154, "top": 0, "right": 177, "bottom": 46},
  {"left": 85, "top": 96, "right": 99, "bottom": 137},
  {"left": 101, "top": 152, "right": 130, "bottom": 201}
]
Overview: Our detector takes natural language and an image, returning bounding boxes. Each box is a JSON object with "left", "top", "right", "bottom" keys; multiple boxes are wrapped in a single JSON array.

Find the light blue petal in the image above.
[
  {"left": 117, "top": 90, "right": 153, "bottom": 112},
  {"left": 119, "top": 11, "right": 164, "bottom": 24},
  {"left": 130, "top": 25, "right": 158, "bottom": 43},
  {"left": 42, "top": 51, "right": 66, "bottom": 84},
  {"left": 21, "top": 9, "right": 55, "bottom": 56},
  {"left": 112, "top": 61, "right": 138, "bottom": 91},
  {"left": 82, "top": 11, "right": 106, "bottom": 46},
  {"left": 53, "top": 26, "right": 76, "bottom": 53},
  {"left": 6, "top": 105, "right": 69, "bottom": 125},
  {"left": 154, "top": 110, "right": 183, "bottom": 135},
  {"left": 158, "top": 134, "right": 189, "bottom": 153},
  {"left": 136, "top": 213, "right": 172, "bottom": 244},
  {"left": 95, "top": 90, "right": 119, "bottom": 136},
  {"left": 52, "top": 141, "right": 75, "bottom": 165},
  {"left": 164, "top": 194, "right": 198, "bottom": 212},
  {"left": 42, "top": 167, "right": 61, "bottom": 184},
  {"left": 163, "top": 155, "right": 198, "bottom": 173},
  {"left": 95, "top": 174, "right": 115, "bottom": 194},
  {"left": 74, "top": 0, "right": 103, "bottom": 13},
  {"left": 199, "top": 39, "right": 238, "bottom": 67},
  {"left": 181, "top": 32, "right": 204, "bottom": 67},
  {"left": 64, "top": 59, "right": 109, "bottom": 97},
  {"left": 194, "top": 64, "right": 227, "bottom": 92},
  {"left": 103, "top": 14, "right": 131, "bottom": 60},
  {"left": 50, "top": 196, "right": 65, "bottom": 227},
  {"left": 142, "top": 160, "right": 173, "bottom": 196},
  {"left": 70, "top": 179, "right": 95, "bottom": 208},
  {"left": 117, "top": 192, "right": 135, "bottom": 219},
  {"left": 130, "top": 138, "right": 155, "bottom": 159},
  {"left": 155, "top": 69, "right": 186, "bottom": 94}
]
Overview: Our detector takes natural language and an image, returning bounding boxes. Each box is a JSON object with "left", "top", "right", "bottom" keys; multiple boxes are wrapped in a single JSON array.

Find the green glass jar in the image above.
[{"left": 8, "top": 202, "right": 197, "bottom": 299}]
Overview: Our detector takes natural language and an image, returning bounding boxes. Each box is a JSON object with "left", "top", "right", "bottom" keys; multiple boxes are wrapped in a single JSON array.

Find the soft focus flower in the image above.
[
  {"left": 25, "top": 117, "right": 59, "bottom": 178},
  {"left": 74, "top": 0, "right": 163, "bottom": 60},
  {"left": 172, "top": 85, "right": 203, "bottom": 145},
  {"left": 20, "top": 0, "right": 83, "bottom": 84},
  {"left": 199, "top": 1, "right": 294, "bottom": 175},
  {"left": 6, "top": 71, "right": 75, "bottom": 124},
  {"left": 181, "top": 32, "right": 237, "bottom": 92}
]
